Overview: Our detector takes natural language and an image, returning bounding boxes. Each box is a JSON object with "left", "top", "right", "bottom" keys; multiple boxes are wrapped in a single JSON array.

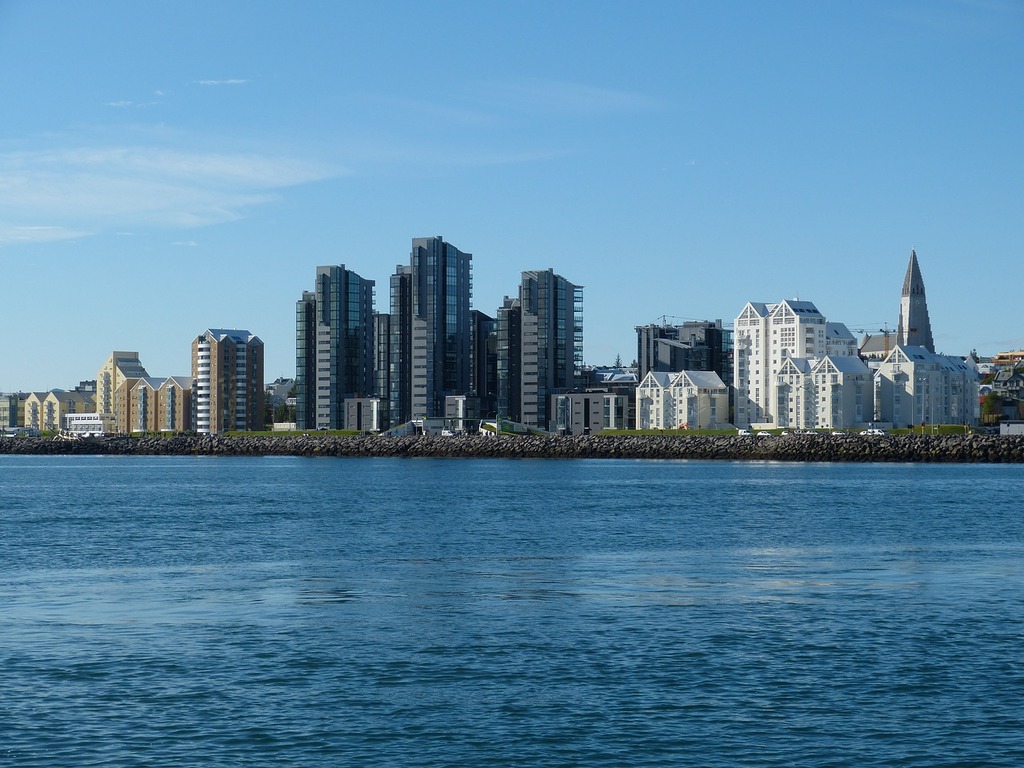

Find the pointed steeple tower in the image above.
[{"left": 896, "top": 249, "right": 934, "bottom": 352}]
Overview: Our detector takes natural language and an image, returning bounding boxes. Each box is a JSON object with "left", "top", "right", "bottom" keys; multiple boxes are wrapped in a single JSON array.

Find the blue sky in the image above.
[{"left": 1, "top": 0, "right": 1021, "bottom": 391}]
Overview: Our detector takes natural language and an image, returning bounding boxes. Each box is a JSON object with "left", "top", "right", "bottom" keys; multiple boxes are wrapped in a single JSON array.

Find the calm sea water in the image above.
[{"left": 1, "top": 456, "right": 1022, "bottom": 767}]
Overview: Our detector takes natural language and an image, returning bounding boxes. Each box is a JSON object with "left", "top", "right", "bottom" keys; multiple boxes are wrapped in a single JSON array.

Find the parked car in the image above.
[
  {"left": 859, "top": 428, "right": 886, "bottom": 436},
  {"left": 736, "top": 429, "right": 752, "bottom": 436}
]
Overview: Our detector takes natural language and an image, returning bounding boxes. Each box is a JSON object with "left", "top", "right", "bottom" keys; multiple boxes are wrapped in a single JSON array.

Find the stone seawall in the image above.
[{"left": 2, "top": 433, "right": 1023, "bottom": 462}]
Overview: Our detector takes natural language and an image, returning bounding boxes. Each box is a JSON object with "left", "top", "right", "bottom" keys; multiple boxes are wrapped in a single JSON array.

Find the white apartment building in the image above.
[
  {"left": 775, "top": 355, "right": 874, "bottom": 429},
  {"left": 874, "top": 345, "right": 979, "bottom": 428},
  {"left": 733, "top": 299, "right": 828, "bottom": 428},
  {"left": 636, "top": 369, "right": 729, "bottom": 430}
]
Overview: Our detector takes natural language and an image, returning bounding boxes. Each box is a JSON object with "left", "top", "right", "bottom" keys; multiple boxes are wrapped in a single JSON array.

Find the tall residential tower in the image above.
[
  {"left": 388, "top": 236, "right": 473, "bottom": 425},
  {"left": 497, "top": 269, "right": 583, "bottom": 430},
  {"left": 295, "top": 265, "right": 376, "bottom": 430},
  {"left": 192, "top": 329, "right": 265, "bottom": 434}
]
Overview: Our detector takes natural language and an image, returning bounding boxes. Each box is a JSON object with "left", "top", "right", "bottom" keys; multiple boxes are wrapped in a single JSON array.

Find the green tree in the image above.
[{"left": 981, "top": 391, "right": 1003, "bottom": 417}]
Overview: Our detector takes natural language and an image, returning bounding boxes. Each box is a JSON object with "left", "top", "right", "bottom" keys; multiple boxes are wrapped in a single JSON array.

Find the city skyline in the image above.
[{"left": 2, "top": 2, "right": 1022, "bottom": 391}]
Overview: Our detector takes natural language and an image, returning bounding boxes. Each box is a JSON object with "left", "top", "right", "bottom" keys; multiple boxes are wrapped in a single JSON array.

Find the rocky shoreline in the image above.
[{"left": 2, "top": 433, "right": 1023, "bottom": 462}]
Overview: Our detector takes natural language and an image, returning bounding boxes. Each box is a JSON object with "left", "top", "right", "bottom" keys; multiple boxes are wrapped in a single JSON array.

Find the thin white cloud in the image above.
[
  {"left": 173, "top": 240, "right": 198, "bottom": 247},
  {"left": 0, "top": 144, "right": 341, "bottom": 244},
  {"left": 0, "top": 224, "right": 91, "bottom": 246},
  {"left": 196, "top": 79, "right": 249, "bottom": 86}
]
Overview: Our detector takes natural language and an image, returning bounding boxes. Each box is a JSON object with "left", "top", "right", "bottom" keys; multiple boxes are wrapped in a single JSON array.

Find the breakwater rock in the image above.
[{"left": 3, "top": 433, "right": 1024, "bottom": 462}]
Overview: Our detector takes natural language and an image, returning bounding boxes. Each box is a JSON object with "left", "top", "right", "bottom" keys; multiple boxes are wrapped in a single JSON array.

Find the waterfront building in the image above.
[
  {"left": 158, "top": 376, "right": 194, "bottom": 433},
  {"left": 497, "top": 269, "right": 583, "bottom": 431},
  {"left": 23, "top": 389, "right": 96, "bottom": 432},
  {"left": 127, "top": 377, "right": 163, "bottom": 433},
  {"left": 897, "top": 250, "right": 935, "bottom": 353},
  {"left": 343, "top": 397, "right": 383, "bottom": 432},
  {"left": 388, "top": 237, "right": 473, "bottom": 425},
  {"left": 635, "top": 370, "right": 729, "bottom": 431},
  {"left": 97, "top": 352, "right": 148, "bottom": 417},
  {"left": 551, "top": 391, "right": 630, "bottom": 435},
  {"left": 774, "top": 355, "right": 874, "bottom": 430},
  {"left": 295, "top": 265, "right": 376, "bottom": 430},
  {"left": 874, "top": 345, "right": 979, "bottom": 427},
  {"left": 115, "top": 376, "right": 194, "bottom": 434},
  {"left": 0, "top": 393, "right": 27, "bottom": 429},
  {"left": 733, "top": 299, "right": 828, "bottom": 428},
  {"left": 192, "top": 329, "right": 265, "bottom": 434},
  {"left": 63, "top": 412, "right": 114, "bottom": 437}
]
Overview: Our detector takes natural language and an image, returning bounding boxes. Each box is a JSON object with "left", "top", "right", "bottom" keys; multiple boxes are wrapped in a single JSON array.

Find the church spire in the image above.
[{"left": 897, "top": 249, "right": 934, "bottom": 352}]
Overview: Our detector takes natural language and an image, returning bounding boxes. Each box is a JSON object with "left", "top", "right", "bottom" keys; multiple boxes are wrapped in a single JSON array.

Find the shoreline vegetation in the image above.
[{"left": 2, "top": 433, "right": 1023, "bottom": 462}]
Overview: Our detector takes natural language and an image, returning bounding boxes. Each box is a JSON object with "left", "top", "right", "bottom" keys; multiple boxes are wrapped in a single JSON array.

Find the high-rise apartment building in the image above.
[
  {"left": 192, "top": 329, "right": 265, "bottom": 434},
  {"left": 388, "top": 237, "right": 473, "bottom": 425},
  {"left": 497, "top": 269, "right": 583, "bottom": 430},
  {"left": 733, "top": 299, "right": 828, "bottom": 427},
  {"left": 96, "top": 352, "right": 148, "bottom": 416},
  {"left": 295, "top": 265, "right": 376, "bottom": 430},
  {"left": 897, "top": 249, "right": 935, "bottom": 353}
]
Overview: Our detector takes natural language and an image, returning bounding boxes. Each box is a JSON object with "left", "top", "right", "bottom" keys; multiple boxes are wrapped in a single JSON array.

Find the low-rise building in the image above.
[
  {"left": 774, "top": 355, "right": 874, "bottom": 430},
  {"left": 552, "top": 391, "right": 631, "bottom": 435},
  {"left": 636, "top": 370, "right": 729, "bottom": 430},
  {"left": 874, "top": 345, "right": 979, "bottom": 427},
  {"left": 24, "top": 390, "right": 96, "bottom": 432}
]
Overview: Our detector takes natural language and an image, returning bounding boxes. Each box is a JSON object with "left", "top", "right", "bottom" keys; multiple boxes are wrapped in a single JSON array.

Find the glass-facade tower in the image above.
[
  {"left": 388, "top": 237, "right": 473, "bottom": 424},
  {"left": 295, "top": 265, "right": 375, "bottom": 430}
]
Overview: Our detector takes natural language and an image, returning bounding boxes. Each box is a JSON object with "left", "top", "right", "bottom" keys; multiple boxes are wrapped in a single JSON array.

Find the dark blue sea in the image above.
[{"left": 2, "top": 456, "right": 1022, "bottom": 767}]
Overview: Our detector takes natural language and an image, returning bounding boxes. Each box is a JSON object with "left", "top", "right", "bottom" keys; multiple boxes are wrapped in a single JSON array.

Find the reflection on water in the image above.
[{"left": 1, "top": 456, "right": 1022, "bottom": 767}]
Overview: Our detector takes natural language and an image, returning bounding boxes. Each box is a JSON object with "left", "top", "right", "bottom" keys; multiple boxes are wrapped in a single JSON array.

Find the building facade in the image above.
[
  {"left": 497, "top": 269, "right": 583, "bottom": 430},
  {"left": 773, "top": 355, "right": 874, "bottom": 430},
  {"left": 733, "top": 299, "right": 828, "bottom": 428},
  {"left": 551, "top": 391, "right": 629, "bottom": 435},
  {"left": 0, "top": 393, "right": 26, "bottom": 430},
  {"left": 295, "top": 265, "right": 376, "bottom": 430},
  {"left": 388, "top": 237, "right": 473, "bottom": 425},
  {"left": 874, "top": 345, "right": 979, "bottom": 428},
  {"left": 635, "top": 370, "right": 729, "bottom": 431},
  {"left": 97, "top": 352, "right": 149, "bottom": 417},
  {"left": 24, "top": 390, "right": 96, "bottom": 432},
  {"left": 192, "top": 329, "right": 265, "bottom": 434}
]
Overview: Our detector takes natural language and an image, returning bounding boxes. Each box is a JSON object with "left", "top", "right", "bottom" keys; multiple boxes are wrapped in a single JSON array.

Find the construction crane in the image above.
[{"left": 851, "top": 323, "right": 895, "bottom": 356}]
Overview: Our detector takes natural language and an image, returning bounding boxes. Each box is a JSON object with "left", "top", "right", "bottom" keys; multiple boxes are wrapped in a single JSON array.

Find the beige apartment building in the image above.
[
  {"left": 97, "top": 352, "right": 149, "bottom": 417},
  {"left": 23, "top": 390, "right": 96, "bottom": 432},
  {"left": 113, "top": 376, "right": 194, "bottom": 434},
  {"left": 192, "top": 329, "right": 265, "bottom": 434}
]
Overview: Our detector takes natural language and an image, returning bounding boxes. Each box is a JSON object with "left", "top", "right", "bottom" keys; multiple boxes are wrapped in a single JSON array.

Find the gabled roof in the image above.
[
  {"left": 815, "top": 355, "right": 871, "bottom": 376},
  {"left": 882, "top": 344, "right": 973, "bottom": 373},
  {"left": 736, "top": 302, "right": 771, "bottom": 321},
  {"left": 131, "top": 376, "right": 166, "bottom": 391},
  {"left": 161, "top": 376, "right": 194, "bottom": 390},
  {"left": 775, "top": 299, "right": 822, "bottom": 317},
  {"left": 826, "top": 322, "right": 856, "bottom": 341},
  {"left": 675, "top": 370, "right": 727, "bottom": 389},
  {"left": 639, "top": 370, "right": 674, "bottom": 389},
  {"left": 779, "top": 357, "right": 814, "bottom": 375}
]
